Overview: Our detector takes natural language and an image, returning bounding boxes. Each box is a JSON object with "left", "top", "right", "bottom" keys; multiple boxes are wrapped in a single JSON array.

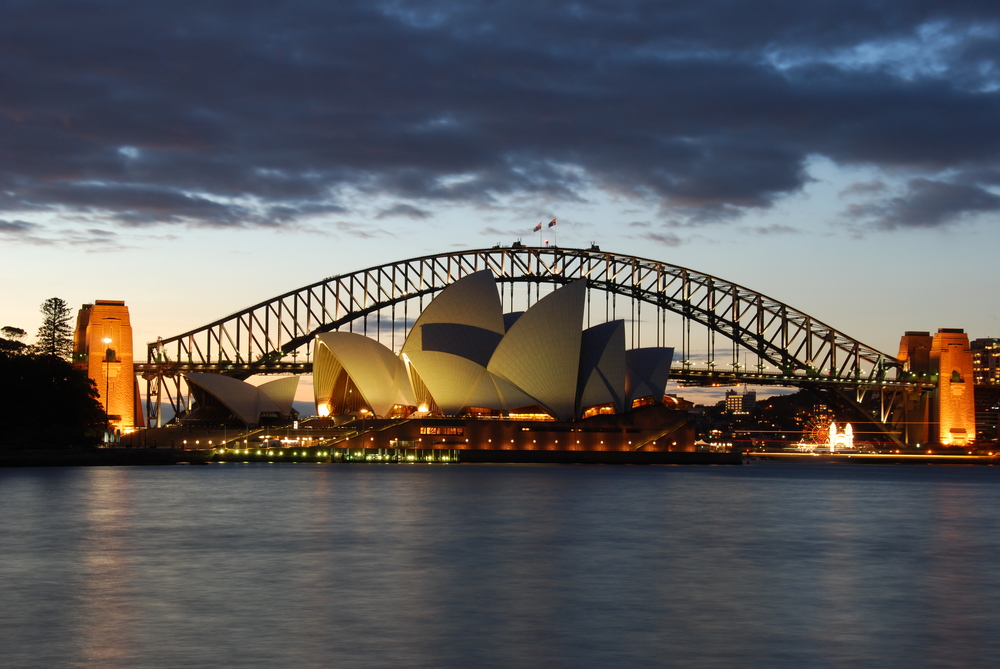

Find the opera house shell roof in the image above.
[
  {"left": 314, "top": 271, "right": 673, "bottom": 421},
  {"left": 183, "top": 373, "right": 299, "bottom": 425}
]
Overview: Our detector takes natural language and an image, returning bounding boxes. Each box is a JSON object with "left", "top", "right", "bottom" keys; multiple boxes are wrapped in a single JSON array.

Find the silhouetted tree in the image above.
[
  {"left": 0, "top": 326, "right": 28, "bottom": 356},
  {"left": 0, "top": 340, "right": 106, "bottom": 447},
  {"left": 35, "top": 297, "right": 73, "bottom": 360}
]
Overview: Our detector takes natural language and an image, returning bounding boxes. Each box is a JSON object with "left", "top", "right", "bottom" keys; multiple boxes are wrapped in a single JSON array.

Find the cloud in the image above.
[
  {"left": 0, "top": 219, "right": 38, "bottom": 234},
  {"left": 376, "top": 203, "right": 431, "bottom": 219},
  {"left": 639, "top": 231, "right": 684, "bottom": 247},
  {"left": 850, "top": 177, "right": 1000, "bottom": 228},
  {"left": 332, "top": 220, "right": 390, "bottom": 239},
  {"left": 840, "top": 180, "right": 888, "bottom": 197},
  {"left": 481, "top": 225, "right": 530, "bottom": 238},
  {"left": 747, "top": 224, "right": 801, "bottom": 235},
  {"left": 0, "top": 218, "right": 54, "bottom": 245},
  {"left": 0, "top": 219, "right": 135, "bottom": 249},
  {"left": 1, "top": 1, "right": 999, "bottom": 231}
]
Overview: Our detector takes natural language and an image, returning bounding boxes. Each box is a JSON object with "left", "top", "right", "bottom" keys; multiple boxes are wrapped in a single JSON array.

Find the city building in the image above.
[
  {"left": 971, "top": 338, "right": 1000, "bottom": 442},
  {"left": 972, "top": 338, "right": 1000, "bottom": 385},
  {"left": 725, "top": 389, "right": 756, "bottom": 414}
]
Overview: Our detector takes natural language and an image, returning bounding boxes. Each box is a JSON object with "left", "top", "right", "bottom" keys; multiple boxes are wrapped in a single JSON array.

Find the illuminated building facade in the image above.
[
  {"left": 897, "top": 329, "right": 978, "bottom": 447},
  {"left": 725, "top": 390, "right": 756, "bottom": 414},
  {"left": 971, "top": 338, "right": 1000, "bottom": 443},
  {"left": 971, "top": 338, "right": 1000, "bottom": 386},
  {"left": 73, "top": 300, "right": 141, "bottom": 435},
  {"left": 930, "top": 329, "right": 976, "bottom": 446},
  {"left": 826, "top": 422, "right": 855, "bottom": 452}
]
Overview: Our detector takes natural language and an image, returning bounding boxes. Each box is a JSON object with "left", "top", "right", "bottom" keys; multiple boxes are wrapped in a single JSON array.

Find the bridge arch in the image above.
[
  {"left": 149, "top": 245, "right": 900, "bottom": 384},
  {"left": 143, "top": 245, "right": 933, "bottom": 445}
]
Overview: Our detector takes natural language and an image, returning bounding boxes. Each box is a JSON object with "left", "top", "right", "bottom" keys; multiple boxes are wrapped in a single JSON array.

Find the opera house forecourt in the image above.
[{"left": 305, "top": 270, "right": 707, "bottom": 463}]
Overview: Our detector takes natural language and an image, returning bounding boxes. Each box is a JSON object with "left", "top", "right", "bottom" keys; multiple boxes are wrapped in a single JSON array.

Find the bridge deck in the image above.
[{"left": 134, "top": 361, "right": 934, "bottom": 391}]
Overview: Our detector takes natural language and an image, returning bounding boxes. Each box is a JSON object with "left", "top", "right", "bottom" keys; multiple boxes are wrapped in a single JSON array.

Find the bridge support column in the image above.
[
  {"left": 73, "top": 300, "right": 141, "bottom": 437},
  {"left": 930, "top": 329, "right": 976, "bottom": 446},
  {"left": 899, "top": 329, "right": 976, "bottom": 446}
]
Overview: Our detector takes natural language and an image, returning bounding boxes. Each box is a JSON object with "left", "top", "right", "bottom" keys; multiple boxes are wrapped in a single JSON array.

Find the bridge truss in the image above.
[{"left": 143, "top": 245, "right": 931, "bottom": 443}]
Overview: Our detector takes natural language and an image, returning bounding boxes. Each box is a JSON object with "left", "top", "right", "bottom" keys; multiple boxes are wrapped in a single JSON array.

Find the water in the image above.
[{"left": 1, "top": 462, "right": 999, "bottom": 668}]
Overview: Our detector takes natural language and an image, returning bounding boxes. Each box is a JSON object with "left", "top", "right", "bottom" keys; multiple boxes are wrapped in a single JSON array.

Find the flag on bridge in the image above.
[
  {"left": 533, "top": 222, "right": 542, "bottom": 232},
  {"left": 548, "top": 218, "right": 557, "bottom": 228}
]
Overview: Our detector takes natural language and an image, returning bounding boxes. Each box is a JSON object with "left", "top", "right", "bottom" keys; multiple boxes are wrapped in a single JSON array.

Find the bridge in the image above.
[{"left": 140, "top": 244, "right": 940, "bottom": 445}]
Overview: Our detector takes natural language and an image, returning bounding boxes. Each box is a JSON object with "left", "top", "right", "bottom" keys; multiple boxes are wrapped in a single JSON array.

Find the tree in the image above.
[
  {"left": 0, "top": 321, "right": 106, "bottom": 447},
  {"left": 0, "top": 326, "right": 28, "bottom": 356},
  {"left": 0, "top": 351, "right": 106, "bottom": 447},
  {"left": 36, "top": 297, "right": 74, "bottom": 360}
]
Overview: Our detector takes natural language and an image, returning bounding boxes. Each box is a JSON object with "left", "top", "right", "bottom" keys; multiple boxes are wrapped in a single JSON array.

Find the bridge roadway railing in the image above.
[{"left": 135, "top": 360, "right": 933, "bottom": 393}]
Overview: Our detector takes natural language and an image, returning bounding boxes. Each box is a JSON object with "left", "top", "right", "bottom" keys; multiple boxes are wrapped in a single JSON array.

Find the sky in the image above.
[{"left": 3, "top": 1, "right": 1000, "bottom": 399}]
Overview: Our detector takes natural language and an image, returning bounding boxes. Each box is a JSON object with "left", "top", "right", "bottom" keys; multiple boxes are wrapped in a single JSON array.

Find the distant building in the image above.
[
  {"left": 971, "top": 338, "right": 1000, "bottom": 442},
  {"left": 725, "top": 389, "right": 756, "bottom": 414},
  {"left": 972, "top": 338, "right": 1000, "bottom": 386}
]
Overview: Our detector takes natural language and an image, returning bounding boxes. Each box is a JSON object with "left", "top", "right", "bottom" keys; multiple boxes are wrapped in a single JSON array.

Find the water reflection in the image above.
[
  {"left": 73, "top": 469, "right": 137, "bottom": 667},
  {"left": 1, "top": 463, "right": 999, "bottom": 668}
]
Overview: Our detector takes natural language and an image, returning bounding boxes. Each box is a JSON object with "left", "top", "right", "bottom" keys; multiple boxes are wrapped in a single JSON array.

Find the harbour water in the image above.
[{"left": 1, "top": 462, "right": 999, "bottom": 668}]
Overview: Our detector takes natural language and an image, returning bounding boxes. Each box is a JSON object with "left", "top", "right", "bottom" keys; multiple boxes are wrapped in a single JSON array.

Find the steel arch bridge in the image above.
[{"left": 141, "top": 245, "right": 933, "bottom": 442}]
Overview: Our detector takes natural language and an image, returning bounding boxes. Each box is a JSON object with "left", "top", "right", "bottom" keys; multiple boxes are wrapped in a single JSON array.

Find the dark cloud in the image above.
[
  {"left": 1, "top": 1, "right": 999, "bottom": 230},
  {"left": 850, "top": 178, "right": 1000, "bottom": 229},
  {"left": 0, "top": 219, "right": 39, "bottom": 234},
  {"left": 840, "top": 180, "right": 888, "bottom": 197}
]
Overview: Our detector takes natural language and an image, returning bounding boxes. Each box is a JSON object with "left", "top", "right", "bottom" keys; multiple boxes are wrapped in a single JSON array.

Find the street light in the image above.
[{"left": 102, "top": 337, "right": 113, "bottom": 444}]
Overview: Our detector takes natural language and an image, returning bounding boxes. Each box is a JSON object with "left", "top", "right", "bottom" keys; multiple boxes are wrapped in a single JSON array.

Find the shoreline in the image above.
[{"left": 0, "top": 448, "right": 215, "bottom": 467}]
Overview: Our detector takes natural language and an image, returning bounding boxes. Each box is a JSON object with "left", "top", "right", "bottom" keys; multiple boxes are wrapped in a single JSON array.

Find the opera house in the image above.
[
  {"left": 309, "top": 271, "right": 694, "bottom": 457},
  {"left": 179, "top": 271, "right": 695, "bottom": 459}
]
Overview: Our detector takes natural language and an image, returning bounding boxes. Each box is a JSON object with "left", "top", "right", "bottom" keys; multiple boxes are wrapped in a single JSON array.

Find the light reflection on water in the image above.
[{"left": 1, "top": 463, "right": 999, "bottom": 668}]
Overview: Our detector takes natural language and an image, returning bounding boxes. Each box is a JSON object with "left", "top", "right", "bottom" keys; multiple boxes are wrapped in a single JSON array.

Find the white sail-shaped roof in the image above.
[
  {"left": 258, "top": 376, "right": 300, "bottom": 416},
  {"left": 401, "top": 270, "right": 505, "bottom": 357},
  {"left": 184, "top": 372, "right": 282, "bottom": 425},
  {"left": 577, "top": 321, "right": 627, "bottom": 415},
  {"left": 488, "top": 279, "right": 586, "bottom": 420},
  {"left": 503, "top": 312, "right": 524, "bottom": 331},
  {"left": 625, "top": 347, "right": 675, "bottom": 405},
  {"left": 405, "top": 349, "right": 541, "bottom": 415},
  {"left": 404, "top": 350, "right": 495, "bottom": 415},
  {"left": 314, "top": 332, "right": 415, "bottom": 417},
  {"left": 419, "top": 323, "right": 504, "bottom": 366}
]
